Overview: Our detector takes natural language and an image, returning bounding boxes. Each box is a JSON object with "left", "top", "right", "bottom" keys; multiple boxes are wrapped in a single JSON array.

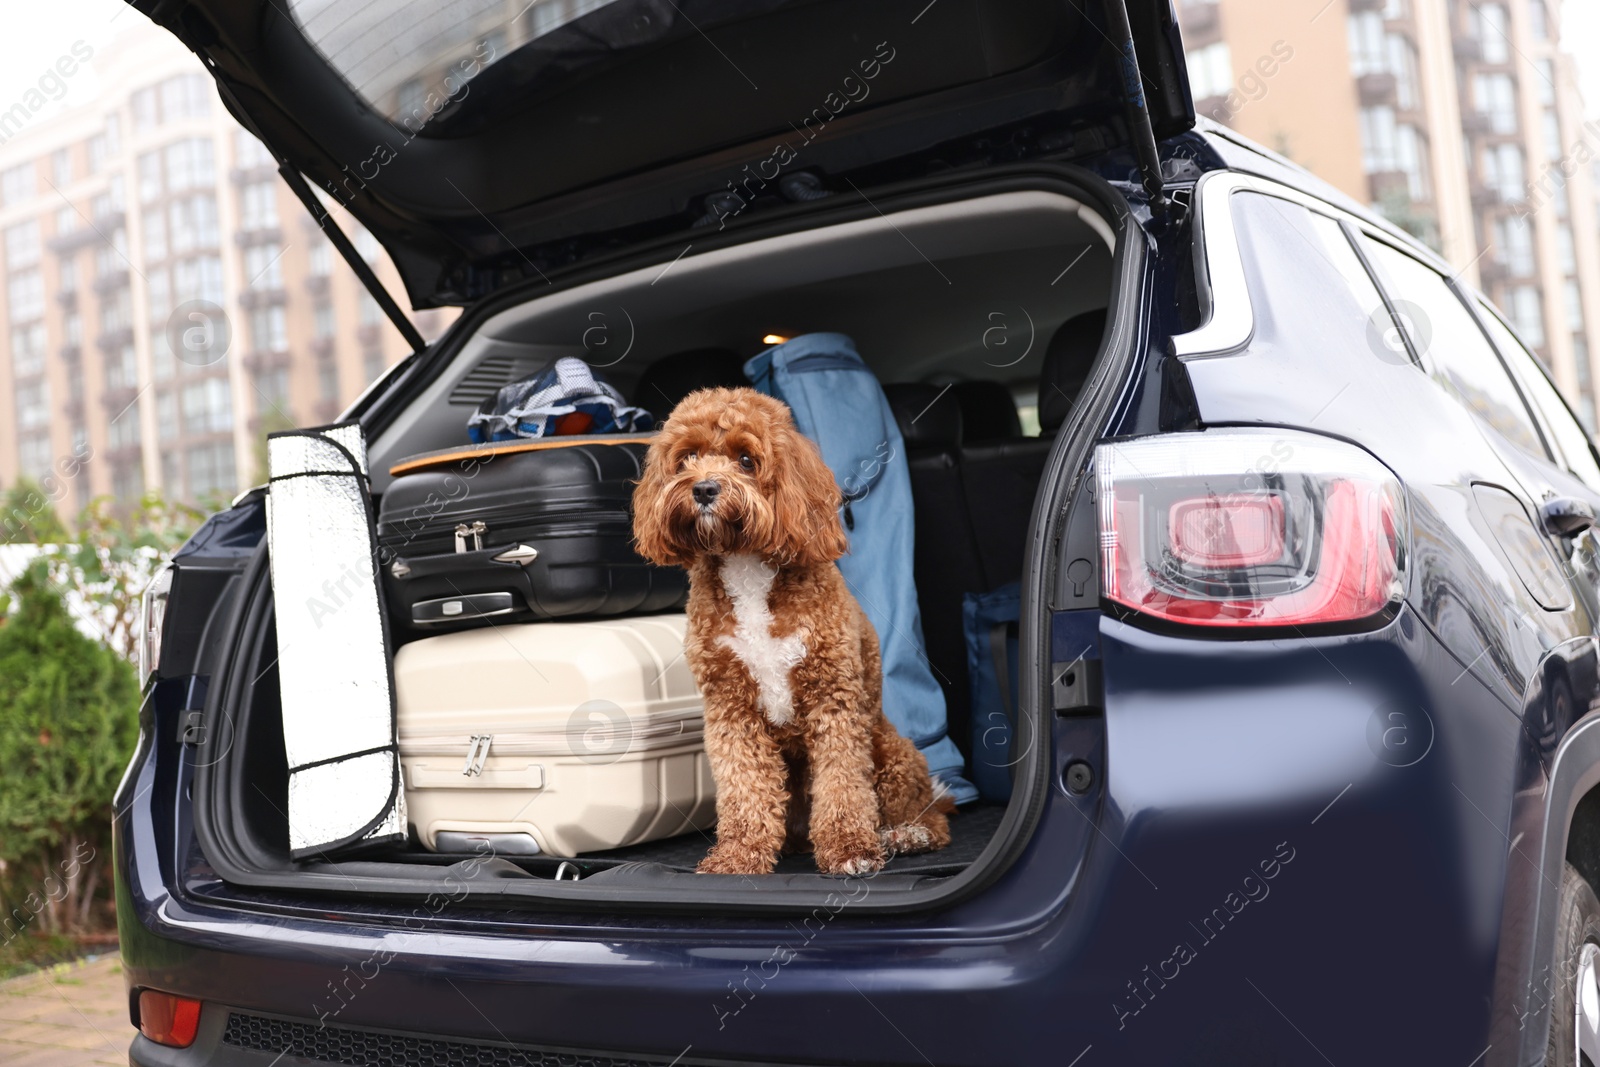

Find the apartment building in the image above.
[
  {"left": 1180, "top": 0, "right": 1600, "bottom": 429},
  {"left": 0, "top": 19, "right": 450, "bottom": 522}
]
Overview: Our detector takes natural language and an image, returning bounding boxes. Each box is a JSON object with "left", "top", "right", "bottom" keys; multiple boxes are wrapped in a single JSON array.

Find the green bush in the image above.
[{"left": 0, "top": 563, "right": 138, "bottom": 940}]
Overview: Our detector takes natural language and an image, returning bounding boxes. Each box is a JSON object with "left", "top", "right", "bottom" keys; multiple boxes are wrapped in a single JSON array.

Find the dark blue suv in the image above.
[{"left": 119, "top": 1, "right": 1600, "bottom": 1064}]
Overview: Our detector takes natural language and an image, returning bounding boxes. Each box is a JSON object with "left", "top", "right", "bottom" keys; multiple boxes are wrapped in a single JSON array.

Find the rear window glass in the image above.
[{"left": 287, "top": 0, "right": 630, "bottom": 129}]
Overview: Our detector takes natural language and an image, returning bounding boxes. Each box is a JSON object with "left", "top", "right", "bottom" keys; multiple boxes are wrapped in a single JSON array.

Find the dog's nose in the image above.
[{"left": 692, "top": 480, "right": 721, "bottom": 506}]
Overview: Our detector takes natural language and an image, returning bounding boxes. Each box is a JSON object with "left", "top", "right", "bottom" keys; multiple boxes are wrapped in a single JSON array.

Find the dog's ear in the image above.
[
  {"left": 632, "top": 435, "right": 691, "bottom": 568},
  {"left": 771, "top": 418, "right": 850, "bottom": 566}
]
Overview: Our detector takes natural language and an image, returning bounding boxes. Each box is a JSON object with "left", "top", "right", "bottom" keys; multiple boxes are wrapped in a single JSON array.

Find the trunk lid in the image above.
[{"left": 129, "top": 0, "right": 1191, "bottom": 307}]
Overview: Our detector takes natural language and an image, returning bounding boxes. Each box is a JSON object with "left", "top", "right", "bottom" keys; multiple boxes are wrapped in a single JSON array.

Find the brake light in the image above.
[
  {"left": 1096, "top": 429, "right": 1407, "bottom": 628},
  {"left": 138, "top": 989, "right": 201, "bottom": 1048},
  {"left": 138, "top": 562, "right": 173, "bottom": 688}
]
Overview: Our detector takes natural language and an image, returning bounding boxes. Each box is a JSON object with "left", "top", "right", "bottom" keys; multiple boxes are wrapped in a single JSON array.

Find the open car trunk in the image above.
[{"left": 190, "top": 168, "right": 1140, "bottom": 912}]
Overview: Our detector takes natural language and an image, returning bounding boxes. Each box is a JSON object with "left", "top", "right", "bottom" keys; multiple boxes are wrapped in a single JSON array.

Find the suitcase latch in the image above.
[
  {"left": 463, "top": 734, "right": 494, "bottom": 776},
  {"left": 454, "top": 521, "right": 487, "bottom": 554}
]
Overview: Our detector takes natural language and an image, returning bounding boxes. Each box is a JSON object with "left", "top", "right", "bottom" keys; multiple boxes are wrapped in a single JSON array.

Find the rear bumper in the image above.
[{"left": 117, "top": 606, "right": 1522, "bottom": 1066}]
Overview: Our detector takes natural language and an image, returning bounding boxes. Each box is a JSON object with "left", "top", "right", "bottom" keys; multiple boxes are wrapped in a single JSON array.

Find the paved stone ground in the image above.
[{"left": 0, "top": 953, "right": 132, "bottom": 1066}]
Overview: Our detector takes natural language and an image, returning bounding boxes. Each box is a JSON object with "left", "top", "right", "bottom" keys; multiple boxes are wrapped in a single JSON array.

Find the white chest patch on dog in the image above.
[{"left": 716, "top": 553, "right": 807, "bottom": 726}]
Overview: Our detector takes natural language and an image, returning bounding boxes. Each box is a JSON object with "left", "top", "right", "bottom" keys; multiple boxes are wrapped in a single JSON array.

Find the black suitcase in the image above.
[{"left": 376, "top": 436, "right": 686, "bottom": 633}]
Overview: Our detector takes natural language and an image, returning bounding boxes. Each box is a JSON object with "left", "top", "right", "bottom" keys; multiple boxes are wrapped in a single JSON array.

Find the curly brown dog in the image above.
[{"left": 633, "top": 387, "right": 952, "bottom": 875}]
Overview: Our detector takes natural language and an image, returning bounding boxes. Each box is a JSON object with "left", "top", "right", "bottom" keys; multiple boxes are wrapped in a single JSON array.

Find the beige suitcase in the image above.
[{"left": 393, "top": 614, "right": 716, "bottom": 857}]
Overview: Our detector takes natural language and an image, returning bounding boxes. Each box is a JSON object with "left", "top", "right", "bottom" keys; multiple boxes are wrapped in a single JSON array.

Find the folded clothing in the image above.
[{"left": 468, "top": 356, "right": 654, "bottom": 442}]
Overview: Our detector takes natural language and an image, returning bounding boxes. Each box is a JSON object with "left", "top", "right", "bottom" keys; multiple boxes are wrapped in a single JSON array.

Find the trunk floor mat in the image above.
[{"left": 582, "top": 802, "right": 1007, "bottom": 874}]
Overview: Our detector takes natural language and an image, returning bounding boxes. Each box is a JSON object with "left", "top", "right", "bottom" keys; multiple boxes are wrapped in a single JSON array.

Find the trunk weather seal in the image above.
[{"left": 192, "top": 166, "right": 1150, "bottom": 915}]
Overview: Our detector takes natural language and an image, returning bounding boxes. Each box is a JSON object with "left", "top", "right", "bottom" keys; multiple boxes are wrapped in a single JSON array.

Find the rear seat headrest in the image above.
[
  {"left": 951, "top": 381, "right": 1022, "bottom": 442},
  {"left": 883, "top": 383, "right": 963, "bottom": 451},
  {"left": 632, "top": 348, "right": 748, "bottom": 417},
  {"left": 1039, "top": 309, "right": 1108, "bottom": 434}
]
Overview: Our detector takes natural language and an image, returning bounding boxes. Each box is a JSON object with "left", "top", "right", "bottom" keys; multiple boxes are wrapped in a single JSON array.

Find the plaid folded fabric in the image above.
[{"left": 467, "top": 356, "right": 655, "bottom": 443}]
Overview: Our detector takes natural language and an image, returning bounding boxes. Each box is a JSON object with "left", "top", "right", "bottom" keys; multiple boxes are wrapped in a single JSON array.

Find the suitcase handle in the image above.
[{"left": 387, "top": 542, "right": 539, "bottom": 581}]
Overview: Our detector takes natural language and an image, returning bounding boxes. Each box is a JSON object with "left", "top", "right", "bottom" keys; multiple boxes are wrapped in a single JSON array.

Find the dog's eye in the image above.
[
  {"left": 681, "top": 452, "right": 697, "bottom": 468},
  {"left": 739, "top": 453, "right": 755, "bottom": 471}
]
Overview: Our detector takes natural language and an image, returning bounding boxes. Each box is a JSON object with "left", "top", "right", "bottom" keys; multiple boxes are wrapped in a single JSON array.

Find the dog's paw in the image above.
[
  {"left": 879, "top": 823, "right": 935, "bottom": 856},
  {"left": 697, "top": 846, "right": 775, "bottom": 876},
  {"left": 816, "top": 840, "right": 884, "bottom": 876}
]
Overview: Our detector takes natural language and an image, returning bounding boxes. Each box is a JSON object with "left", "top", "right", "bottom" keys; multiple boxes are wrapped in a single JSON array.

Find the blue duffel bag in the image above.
[
  {"left": 963, "top": 582, "right": 1021, "bottom": 802},
  {"left": 746, "top": 333, "right": 977, "bottom": 805}
]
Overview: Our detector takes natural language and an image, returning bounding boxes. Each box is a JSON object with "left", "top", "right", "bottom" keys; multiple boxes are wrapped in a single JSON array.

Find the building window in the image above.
[
  {"left": 160, "top": 74, "right": 211, "bottom": 122},
  {"left": 181, "top": 377, "right": 233, "bottom": 434},
  {"left": 1474, "top": 74, "right": 1517, "bottom": 134},
  {"left": 1389, "top": 35, "right": 1420, "bottom": 111},
  {"left": 1348, "top": 12, "right": 1384, "bottom": 75},
  {"left": 165, "top": 138, "right": 215, "bottom": 193},
  {"left": 54, "top": 204, "right": 76, "bottom": 236},
  {"left": 7, "top": 270, "right": 44, "bottom": 320},
  {"left": 250, "top": 305, "right": 287, "bottom": 352},
  {"left": 240, "top": 182, "right": 279, "bottom": 230},
  {"left": 187, "top": 441, "right": 236, "bottom": 500},
  {"left": 364, "top": 346, "right": 387, "bottom": 385},
  {"left": 4, "top": 220, "right": 40, "bottom": 269},
  {"left": 94, "top": 230, "right": 130, "bottom": 279},
  {"left": 1530, "top": 1, "right": 1549, "bottom": 40},
  {"left": 132, "top": 86, "right": 161, "bottom": 130},
  {"left": 1494, "top": 215, "right": 1536, "bottom": 276},
  {"left": 109, "top": 402, "right": 141, "bottom": 450},
  {"left": 1544, "top": 109, "right": 1564, "bottom": 164},
  {"left": 157, "top": 392, "right": 179, "bottom": 439},
  {"left": 168, "top": 194, "right": 219, "bottom": 253},
  {"left": 172, "top": 254, "right": 224, "bottom": 307},
  {"left": 1184, "top": 42, "right": 1233, "bottom": 101},
  {"left": 63, "top": 312, "right": 82, "bottom": 346},
  {"left": 1, "top": 162, "right": 36, "bottom": 206},
  {"left": 308, "top": 238, "right": 332, "bottom": 276},
  {"left": 244, "top": 244, "right": 283, "bottom": 289},
  {"left": 1484, "top": 143, "right": 1525, "bottom": 201},
  {"left": 87, "top": 132, "right": 110, "bottom": 173},
  {"left": 1536, "top": 60, "right": 1555, "bottom": 107},
  {"left": 51, "top": 149, "right": 71, "bottom": 187},
  {"left": 138, "top": 150, "right": 163, "bottom": 203},
  {"left": 354, "top": 227, "right": 381, "bottom": 263},
  {"left": 144, "top": 211, "right": 168, "bottom": 262},
  {"left": 146, "top": 268, "right": 171, "bottom": 324},
  {"left": 15, "top": 380, "right": 50, "bottom": 428},
  {"left": 314, "top": 300, "right": 335, "bottom": 338},
  {"left": 1566, "top": 280, "right": 1585, "bottom": 334},
  {"left": 233, "top": 129, "right": 273, "bottom": 169},
  {"left": 358, "top": 290, "right": 384, "bottom": 326},
  {"left": 100, "top": 286, "right": 133, "bottom": 334},
  {"left": 1475, "top": 4, "right": 1509, "bottom": 64},
  {"left": 58, "top": 258, "right": 77, "bottom": 294},
  {"left": 319, "top": 362, "right": 339, "bottom": 402},
  {"left": 18, "top": 437, "right": 52, "bottom": 480},
  {"left": 107, "top": 342, "right": 137, "bottom": 389},
  {"left": 1558, "top": 225, "right": 1576, "bottom": 274},
  {"left": 1509, "top": 286, "right": 1545, "bottom": 348},
  {"left": 11, "top": 323, "right": 46, "bottom": 377}
]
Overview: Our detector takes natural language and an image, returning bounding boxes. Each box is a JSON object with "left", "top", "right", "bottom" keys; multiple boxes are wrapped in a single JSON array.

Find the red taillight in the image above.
[
  {"left": 1168, "top": 494, "right": 1285, "bottom": 568},
  {"left": 138, "top": 990, "right": 201, "bottom": 1048},
  {"left": 1097, "top": 430, "right": 1407, "bottom": 629}
]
